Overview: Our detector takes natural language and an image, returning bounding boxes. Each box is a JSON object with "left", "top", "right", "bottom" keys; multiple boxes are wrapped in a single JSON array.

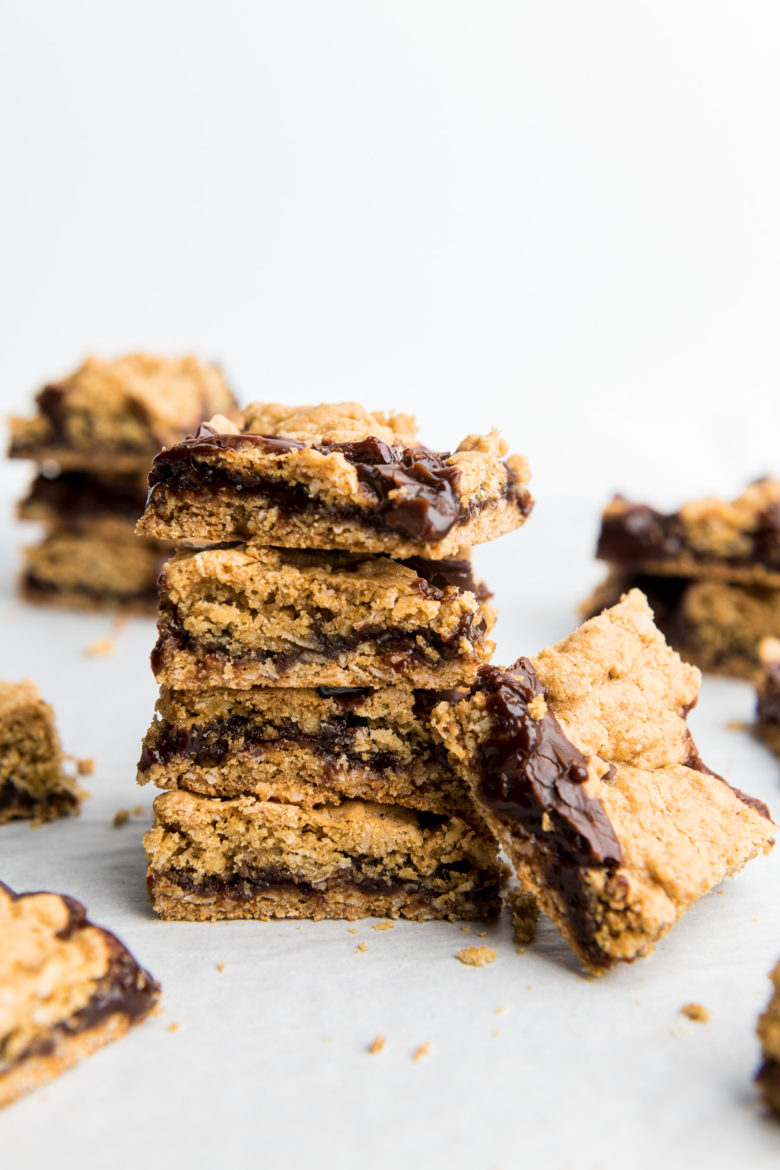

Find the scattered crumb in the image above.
[
  {"left": 527, "top": 985, "right": 533, "bottom": 991},
  {"left": 112, "top": 806, "right": 145, "bottom": 828},
  {"left": 680, "top": 1003, "right": 710, "bottom": 1024},
  {"left": 460, "top": 925, "right": 470, "bottom": 933},
  {"left": 493, "top": 1030, "right": 501, "bottom": 1038},
  {"left": 323, "top": 1036, "right": 333, "bottom": 1044},
  {"left": 506, "top": 888, "right": 539, "bottom": 946},
  {"left": 726, "top": 719, "right": 748, "bottom": 732},
  {"left": 85, "top": 636, "right": 116, "bottom": 658},
  {"left": 495, "top": 1006, "right": 505, "bottom": 1015},
  {"left": 373, "top": 922, "right": 394, "bottom": 932},
  {"left": 167, "top": 1023, "right": 180, "bottom": 1033},
  {"left": 456, "top": 945, "right": 496, "bottom": 968},
  {"left": 296, "top": 925, "right": 302, "bottom": 930},
  {"left": 76, "top": 757, "right": 95, "bottom": 776},
  {"left": 541, "top": 812, "right": 554, "bottom": 832},
  {"left": 347, "top": 928, "right": 358, "bottom": 935},
  {"left": 218, "top": 959, "right": 225, "bottom": 973},
  {"left": 355, "top": 942, "right": 368, "bottom": 953},
  {"left": 478, "top": 931, "right": 487, "bottom": 938},
  {"left": 412, "top": 1042, "right": 430, "bottom": 1062},
  {"left": 112, "top": 615, "right": 129, "bottom": 634},
  {"left": 368, "top": 1035, "right": 385, "bottom": 1054}
]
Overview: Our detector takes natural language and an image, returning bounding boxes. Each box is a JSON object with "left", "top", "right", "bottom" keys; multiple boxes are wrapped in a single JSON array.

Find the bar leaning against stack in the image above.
[
  {"left": 7, "top": 353, "right": 238, "bottom": 612},
  {"left": 137, "top": 402, "right": 534, "bottom": 922},
  {"left": 584, "top": 479, "right": 780, "bottom": 678}
]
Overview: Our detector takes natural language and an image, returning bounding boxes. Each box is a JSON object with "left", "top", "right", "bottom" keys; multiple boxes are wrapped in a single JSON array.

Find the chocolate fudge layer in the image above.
[
  {"left": 137, "top": 402, "right": 533, "bottom": 559},
  {"left": 583, "top": 570, "right": 780, "bottom": 679},
  {"left": 757, "top": 638, "right": 780, "bottom": 760},
  {"left": 9, "top": 353, "right": 238, "bottom": 470},
  {"left": 0, "top": 884, "right": 159, "bottom": 1108},
  {"left": 0, "top": 682, "right": 83, "bottom": 825},
  {"left": 138, "top": 684, "right": 469, "bottom": 814},
  {"left": 151, "top": 545, "right": 494, "bottom": 691},
  {"left": 432, "top": 590, "right": 775, "bottom": 975},
  {"left": 19, "top": 468, "right": 149, "bottom": 535},
  {"left": 23, "top": 530, "right": 167, "bottom": 614},
  {"left": 145, "top": 791, "right": 503, "bottom": 922},
  {"left": 597, "top": 481, "right": 780, "bottom": 585}
]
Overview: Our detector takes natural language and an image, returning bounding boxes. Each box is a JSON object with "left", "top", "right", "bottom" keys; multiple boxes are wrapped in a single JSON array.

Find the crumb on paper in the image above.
[
  {"left": 323, "top": 1036, "right": 333, "bottom": 1044},
  {"left": 76, "top": 757, "right": 95, "bottom": 776},
  {"left": 493, "top": 1030, "right": 501, "bottom": 1038},
  {"left": 218, "top": 959, "right": 225, "bottom": 973},
  {"left": 112, "top": 615, "right": 129, "bottom": 634},
  {"left": 167, "top": 1023, "right": 180, "bottom": 1033},
  {"left": 373, "top": 922, "right": 393, "bottom": 932},
  {"left": 133, "top": 804, "right": 144, "bottom": 816},
  {"left": 85, "top": 636, "right": 116, "bottom": 658},
  {"left": 495, "top": 1006, "right": 505, "bottom": 1016},
  {"left": 356, "top": 942, "right": 368, "bottom": 954},
  {"left": 347, "top": 928, "right": 358, "bottom": 935},
  {"left": 726, "top": 719, "right": 747, "bottom": 732},
  {"left": 506, "top": 888, "right": 539, "bottom": 947},
  {"left": 478, "top": 931, "right": 487, "bottom": 938},
  {"left": 112, "top": 809, "right": 131, "bottom": 828},
  {"left": 460, "top": 925, "right": 470, "bottom": 933},
  {"left": 412, "top": 1042, "right": 430, "bottom": 1062},
  {"left": 456, "top": 945, "right": 496, "bottom": 968},
  {"left": 368, "top": 1035, "right": 385, "bottom": 1055},
  {"left": 681, "top": 1003, "right": 710, "bottom": 1024}
]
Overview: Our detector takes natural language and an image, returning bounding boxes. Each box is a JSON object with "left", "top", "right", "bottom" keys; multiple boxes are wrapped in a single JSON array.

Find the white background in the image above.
[{"left": 2, "top": 3, "right": 780, "bottom": 1168}]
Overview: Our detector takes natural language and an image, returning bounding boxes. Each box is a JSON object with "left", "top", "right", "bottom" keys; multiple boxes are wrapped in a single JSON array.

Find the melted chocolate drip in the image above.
[{"left": 470, "top": 659, "right": 624, "bottom": 967}]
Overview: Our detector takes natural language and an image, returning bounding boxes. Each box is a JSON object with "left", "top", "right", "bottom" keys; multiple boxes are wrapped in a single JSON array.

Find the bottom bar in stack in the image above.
[{"left": 144, "top": 791, "right": 503, "bottom": 922}]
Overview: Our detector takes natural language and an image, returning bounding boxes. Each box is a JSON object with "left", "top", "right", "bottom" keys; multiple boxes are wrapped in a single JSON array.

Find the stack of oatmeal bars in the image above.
[
  {"left": 8, "top": 354, "right": 237, "bottom": 612},
  {"left": 137, "top": 403, "right": 534, "bottom": 922}
]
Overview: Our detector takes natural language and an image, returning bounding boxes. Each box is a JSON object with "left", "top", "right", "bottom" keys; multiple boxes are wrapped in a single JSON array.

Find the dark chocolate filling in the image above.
[
  {"left": 147, "top": 429, "right": 532, "bottom": 543},
  {"left": 150, "top": 859, "right": 500, "bottom": 903},
  {"left": 469, "top": 659, "right": 624, "bottom": 968},
  {"left": 150, "top": 602, "right": 485, "bottom": 678},
  {"left": 597, "top": 490, "right": 780, "bottom": 571},
  {"left": 0, "top": 779, "right": 79, "bottom": 817},
  {"left": 23, "top": 470, "right": 147, "bottom": 524},
  {"left": 139, "top": 713, "right": 424, "bottom": 774}
]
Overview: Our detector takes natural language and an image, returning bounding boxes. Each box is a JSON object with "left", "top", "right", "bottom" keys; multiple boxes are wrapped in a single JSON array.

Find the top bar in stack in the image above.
[
  {"left": 137, "top": 402, "right": 533, "bottom": 558},
  {"left": 585, "top": 480, "right": 780, "bottom": 677},
  {"left": 9, "top": 353, "right": 239, "bottom": 471}
]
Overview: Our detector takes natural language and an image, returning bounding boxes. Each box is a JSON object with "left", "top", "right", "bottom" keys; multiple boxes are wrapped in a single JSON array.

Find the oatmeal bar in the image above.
[
  {"left": 137, "top": 402, "right": 533, "bottom": 558},
  {"left": 9, "top": 353, "right": 238, "bottom": 470},
  {"left": 0, "top": 682, "right": 83, "bottom": 825},
  {"left": 144, "top": 790, "right": 503, "bottom": 922},
  {"left": 0, "top": 883, "right": 159, "bottom": 1108},
  {"left": 757, "top": 959, "right": 780, "bottom": 1115},
  {"left": 22, "top": 530, "right": 167, "bottom": 613},
  {"left": 432, "top": 590, "right": 775, "bottom": 974},
  {"left": 583, "top": 569, "right": 780, "bottom": 679},
  {"left": 151, "top": 546, "right": 494, "bottom": 690},
  {"left": 757, "top": 638, "right": 780, "bottom": 760},
  {"left": 138, "top": 684, "right": 469, "bottom": 814}
]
